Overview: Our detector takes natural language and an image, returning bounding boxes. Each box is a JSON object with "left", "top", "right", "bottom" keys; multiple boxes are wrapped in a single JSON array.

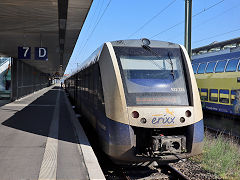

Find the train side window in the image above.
[
  {"left": 238, "top": 60, "right": 240, "bottom": 71},
  {"left": 80, "top": 72, "right": 83, "bottom": 97},
  {"left": 219, "top": 89, "right": 229, "bottom": 103},
  {"left": 205, "top": 62, "right": 217, "bottom": 73},
  {"left": 209, "top": 89, "right": 218, "bottom": 102},
  {"left": 215, "top": 60, "right": 227, "bottom": 73},
  {"left": 231, "top": 90, "right": 236, "bottom": 104},
  {"left": 225, "top": 59, "right": 239, "bottom": 72},
  {"left": 197, "top": 63, "right": 207, "bottom": 74},
  {"left": 192, "top": 64, "right": 199, "bottom": 74},
  {"left": 200, "top": 89, "right": 208, "bottom": 101}
]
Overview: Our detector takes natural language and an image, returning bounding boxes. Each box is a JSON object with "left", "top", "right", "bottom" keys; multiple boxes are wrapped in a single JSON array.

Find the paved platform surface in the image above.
[{"left": 0, "top": 85, "right": 105, "bottom": 180}]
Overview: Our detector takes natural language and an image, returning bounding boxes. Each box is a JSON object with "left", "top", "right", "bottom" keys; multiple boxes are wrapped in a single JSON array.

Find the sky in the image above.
[{"left": 65, "top": 0, "right": 240, "bottom": 74}]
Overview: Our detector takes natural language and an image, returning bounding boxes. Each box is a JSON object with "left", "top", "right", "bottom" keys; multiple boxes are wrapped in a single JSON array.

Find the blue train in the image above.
[{"left": 192, "top": 42, "right": 240, "bottom": 116}]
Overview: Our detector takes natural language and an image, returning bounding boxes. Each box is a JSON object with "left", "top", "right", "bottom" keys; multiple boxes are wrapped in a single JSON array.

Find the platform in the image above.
[{"left": 0, "top": 85, "right": 105, "bottom": 180}]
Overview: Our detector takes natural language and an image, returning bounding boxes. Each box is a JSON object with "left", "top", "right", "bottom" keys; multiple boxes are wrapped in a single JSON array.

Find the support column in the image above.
[
  {"left": 184, "top": 0, "right": 192, "bottom": 59},
  {"left": 11, "top": 58, "right": 17, "bottom": 101}
]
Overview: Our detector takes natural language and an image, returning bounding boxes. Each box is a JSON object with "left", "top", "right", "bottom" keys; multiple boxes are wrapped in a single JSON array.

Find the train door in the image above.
[{"left": 232, "top": 89, "right": 240, "bottom": 115}]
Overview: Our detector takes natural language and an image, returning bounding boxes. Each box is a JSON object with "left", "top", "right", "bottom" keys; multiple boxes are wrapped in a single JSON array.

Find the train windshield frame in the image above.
[{"left": 113, "top": 46, "right": 190, "bottom": 106}]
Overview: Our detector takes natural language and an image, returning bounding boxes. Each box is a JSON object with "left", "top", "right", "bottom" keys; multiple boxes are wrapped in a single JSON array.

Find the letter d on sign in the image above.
[
  {"left": 39, "top": 48, "right": 46, "bottom": 57},
  {"left": 35, "top": 47, "right": 48, "bottom": 60}
]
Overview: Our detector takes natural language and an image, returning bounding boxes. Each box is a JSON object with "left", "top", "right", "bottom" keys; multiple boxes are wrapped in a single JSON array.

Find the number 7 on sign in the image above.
[
  {"left": 18, "top": 46, "right": 31, "bottom": 59},
  {"left": 23, "top": 47, "right": 29, "bottom": 57}
]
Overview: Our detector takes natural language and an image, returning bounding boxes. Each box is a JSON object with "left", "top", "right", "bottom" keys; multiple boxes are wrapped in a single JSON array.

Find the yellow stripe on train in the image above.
[
  {"left": 220, "top": 94, "right": 229, "bottom": 99},
  {"left": 201, "top": 92, "right": 207, "bottom": 96},
  {"left": 210, "top": 93, "right": 218, "bottom": 98}
]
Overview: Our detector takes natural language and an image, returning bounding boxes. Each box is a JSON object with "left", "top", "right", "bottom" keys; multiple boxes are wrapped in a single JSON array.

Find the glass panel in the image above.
[
  {"left": 120, "top": 56, "right": 183, "bottom": 93},
  {"left": 114, "top": 46, "right": 189, "bottom": 106},
  {"left": 209, "top": 89, "right": 218, "bottom": 102},
  {"left": 201, "top": 89, "right": 208, "bottom": 101},
  {"left": 231, "top": 90, "right": 236, "bottom": 104},
  {"left": 205, "top": 62, "right": 217, "bottom": 73},
  {"left": 226, "top": 59, "right": 239, "bottom": 72},
  {"left": 215, "top": 60, "right": 227, "bottom": 73},
  {"left": 197, "top": 63, "right": 207, "bottom": 74},
  {"left": 219, "top": 89, "right": 229, "bottom": 103},
  {"left": 192, "top": 64, "right": 199, "bottom": 74},
  {"left": 231, "top": 90, "right": 240, "bottom": 114}
]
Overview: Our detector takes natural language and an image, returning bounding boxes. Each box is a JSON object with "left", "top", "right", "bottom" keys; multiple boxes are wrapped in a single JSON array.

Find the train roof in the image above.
[
  {"left": 110, "top": 39, "right": 180, "bottom": 48},
  {"left": 192, "top": 37, "right": 240, "bottom": 64},
  {"left": 65, "top": 39, "right": 182, "bottom": 79},
  {"left": 192, "top": 37, "right": 240, "bottom": 55},
  {"left": 192, "top": 44, "right": 240, "bottom": 63}
]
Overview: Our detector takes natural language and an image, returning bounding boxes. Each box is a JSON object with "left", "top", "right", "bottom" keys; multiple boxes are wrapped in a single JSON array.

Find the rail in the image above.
[
  {"left": 164, "top": 164, "right": 190, "bottom": 180},
  {"left": 118, "top": 164, "right": 190, "bottom": 180}
]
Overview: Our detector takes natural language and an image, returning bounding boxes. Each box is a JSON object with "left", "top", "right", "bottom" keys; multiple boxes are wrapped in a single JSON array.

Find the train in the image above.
[
  {"left": 192, "top": 46, "right": 240, "bottom": 116},
  {"left": 65, "top": 39, "right": 204, "bottom": 164}
]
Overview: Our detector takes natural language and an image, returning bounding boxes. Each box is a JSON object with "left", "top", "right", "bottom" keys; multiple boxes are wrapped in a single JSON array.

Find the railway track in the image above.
[
  {"left": 164, "top": 164, "right": 190, "bottom": 180},
  {"left": 117, "top": 164, "right": 189, "bottom": 180}
]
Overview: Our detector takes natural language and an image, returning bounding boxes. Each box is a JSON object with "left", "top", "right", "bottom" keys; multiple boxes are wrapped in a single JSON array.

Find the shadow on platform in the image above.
[{"left": 1, "top": 87, "right": 84, "bottom": 144}]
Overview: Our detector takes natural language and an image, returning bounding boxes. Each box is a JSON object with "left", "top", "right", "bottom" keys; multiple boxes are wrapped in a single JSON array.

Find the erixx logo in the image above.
[{"left": 152, "top": 108, "right": 175, "bottom": 125}]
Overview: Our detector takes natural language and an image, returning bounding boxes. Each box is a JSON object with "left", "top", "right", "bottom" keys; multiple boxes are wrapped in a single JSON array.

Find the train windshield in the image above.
[{"left": 114, "top": 46, "right": 189, "bottom": 106}]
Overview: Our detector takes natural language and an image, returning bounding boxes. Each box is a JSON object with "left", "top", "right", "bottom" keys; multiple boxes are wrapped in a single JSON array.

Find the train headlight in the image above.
[
  {"left": 140, "top": 118, "right": 147, "bottom": 124},
  {"left": 185, "top": 110, "right": 192, "bottom": 117},
  {"left": 132, "top": 111, "right": 139, "bottom": 118},
  {"left": 180, "top": 117, "right": 185, "bottom": 123}
]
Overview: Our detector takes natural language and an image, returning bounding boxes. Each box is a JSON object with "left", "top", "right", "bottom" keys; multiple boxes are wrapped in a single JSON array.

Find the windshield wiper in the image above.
[
  {"left": 167, "top": 52, "right": 175, "bottom": 79},
  {"left": 142, "top": 45, "right": 175, "bottom": 79}
]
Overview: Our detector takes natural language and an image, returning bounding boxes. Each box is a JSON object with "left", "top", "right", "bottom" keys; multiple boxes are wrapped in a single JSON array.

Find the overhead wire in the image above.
[
  {"left": 74, "top": 0, "right": 103, "bottom": 64},
  {"left": 67, "top": 0, "right": 103, "bottom": 73},
  {"left": 193, "top": 27, "right": 240, "bottom": 45},
  {"left": 168, "top": 2, "right": 240, "bottom": 42},
  {"left": 150, "top": 0, "right": 225, "bottom": 39},
  {"left": 194, "top": 3, "right": 240, "bottom": 29},
  {"left": 127, "top": 0, "right": 177, "bottom": 39},
  {"left": 95, "top": 0, "right": 105, "bottom": 25},
  {"left": 78, "top": 0, "right": 112, "bottom": 61},
  {"left": 191, "top": 0, "right": 224, "bottom": 18}
]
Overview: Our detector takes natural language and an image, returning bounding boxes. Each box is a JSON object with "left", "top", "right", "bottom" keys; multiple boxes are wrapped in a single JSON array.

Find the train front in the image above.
[{"left": 99, "top": 39, "right": 204, "bottom": 164}]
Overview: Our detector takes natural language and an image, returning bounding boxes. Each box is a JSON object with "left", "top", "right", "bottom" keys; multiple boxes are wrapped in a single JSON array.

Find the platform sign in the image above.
[
  {"left": 35, "top": 47, "right": 48, "bottom": 61},
  {"left": 18, "top": 46, "right": 31, "bottom": 59}
]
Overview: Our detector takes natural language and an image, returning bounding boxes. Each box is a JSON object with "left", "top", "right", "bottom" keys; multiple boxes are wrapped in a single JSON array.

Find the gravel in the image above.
[
  {"left": 106, "top": 159, "right": 223, "bottom": 180},
  {"left": 169, "top": 159, "right": 222, "bottom": 180}
]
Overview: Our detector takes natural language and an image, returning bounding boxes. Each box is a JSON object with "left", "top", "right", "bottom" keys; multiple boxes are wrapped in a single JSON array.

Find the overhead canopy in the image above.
[{"left": 0, "top": 0, "right": 92, "bottom": 76}]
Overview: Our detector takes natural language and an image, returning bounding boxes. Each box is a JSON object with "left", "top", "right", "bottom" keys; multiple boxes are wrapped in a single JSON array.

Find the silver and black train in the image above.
[{"left": 65, "top": 39, "right": 204, "bottom": 164}]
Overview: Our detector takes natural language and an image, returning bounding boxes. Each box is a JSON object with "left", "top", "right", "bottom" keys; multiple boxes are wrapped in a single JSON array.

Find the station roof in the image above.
[
  {"left": 0, "top": 0, "right": 92, "bottom": 76},
  {"left": 192, "top": 37, "right": 240, "bottom": 55}
]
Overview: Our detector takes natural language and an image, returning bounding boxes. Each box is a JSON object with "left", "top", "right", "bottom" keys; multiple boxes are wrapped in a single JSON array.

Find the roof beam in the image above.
[{"left": 58, "top": 0, "right": 68, "bottom": 68}]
